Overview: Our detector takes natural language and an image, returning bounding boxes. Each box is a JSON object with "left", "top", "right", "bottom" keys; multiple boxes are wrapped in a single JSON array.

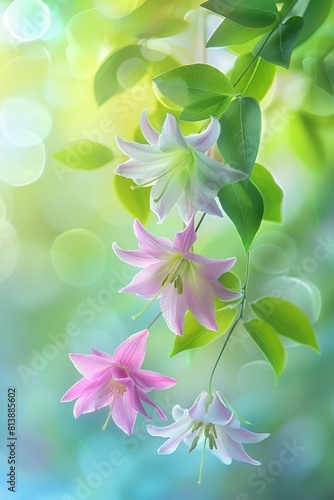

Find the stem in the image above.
[
  {"left": 146, "top": 312, "right": 162, "bottom": 330},
  {"left": 195, "top": 213, "right": 206, "bottom": 232},
  {"left": 208, "top": 252, "right": 250, "bottom": 393},
  {"left": 198, "top": 437, "right": 208, "bottom": 485}
]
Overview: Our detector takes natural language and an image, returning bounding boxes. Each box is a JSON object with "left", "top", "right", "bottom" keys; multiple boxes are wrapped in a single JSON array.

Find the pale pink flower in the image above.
[
  {"left": 147, "top": 390, "right": 269, "bottom": 467},
  {"left": 60, "top": 329, "right": 176, "bottom": 435},
  {"left": 115, "top": 112, "right": 246, "bottom": 223},
  {"left": 113, "top": 216, "right": 241, "bottom": 335}
]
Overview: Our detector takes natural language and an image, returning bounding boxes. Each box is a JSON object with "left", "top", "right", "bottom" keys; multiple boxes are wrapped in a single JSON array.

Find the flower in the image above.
[
  {"left": 113, "top": 216, "right": 241, "bottom": 335},
  {"left": 115, "top": 112, "right": 246, "bottom": 223},
  {"left": 147, "top": 390, "right": 269, "bottom": 468},
  {"left": 60, "top": 329, "right": 177, "bottom": 435}
]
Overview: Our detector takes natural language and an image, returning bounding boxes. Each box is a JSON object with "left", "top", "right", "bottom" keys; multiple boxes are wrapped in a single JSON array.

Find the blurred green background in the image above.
[{"left": 0, "top": 1, "right": 333, "bottom": 499}]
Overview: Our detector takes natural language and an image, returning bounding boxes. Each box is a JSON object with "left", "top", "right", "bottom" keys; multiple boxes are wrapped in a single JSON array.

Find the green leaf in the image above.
[
  {"left": 295, "top": 0, "right": 332, "bottom": 47},
  {"left": 255, "top": 16, "right": 305, "bottom": 69},
  {"left": 218, "top": 180, "right": 264, "bottom": 252},
  {"left": 170, "top": 307, "right": 237, "bottom": 357},
  {"left": 244, "top": 318, "right": 285, "bottom": 380},
  {"left": 232, "top": 53, "right": 276, "bottom": 101},
  {"left": 288, "top": 112, "right": 326, "bottom": 172},
  {"left": 53, "top": 141, "right": 114, "bottom": 170},
  {"left": 201, "top": 0, "right": 278, "bottom": 28},
  {"left": 179, "top": 95, "right": 232, "bottom": 121},
  {"left": 218, "top": 271, "right": 241, "bottom": 292},
  {"left": 217, "top": 96, "right": 261, "bottom": 174},
  {"left": 153, "top": 63, "right": 235, "bottom": 119},
  {"left": 113, "top": 175, "right": 150, "bottom": 224},
  {"left": 206, "top": 18, "right": 270, "bottom": 47},
  {"left": 251, "top": 297, "right": 320, "bottom": 352},
  {"left": 250, "top": 163, "right": 283, "bottom": 222}
]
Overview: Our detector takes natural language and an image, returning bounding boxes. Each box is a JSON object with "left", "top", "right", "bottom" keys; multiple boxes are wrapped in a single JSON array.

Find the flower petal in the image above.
[
  {"left": 189, "top": 391, "right": 232, "bottom": 425},
  {"left": 226, "top": 419, "right": 270, "bottom": 444},
  {"left": 139, "top": 111, "right": 159, "bottom": 145},
  {"left": 183, "top": 272, "right": 218, "bottom": 331},
  {"left": 176, "top": 191, "right": 197, "bottom": 224},
  {"left": 150, "top": 168, "right": 187, "bottom": 222},
  {"left": 159, "top": 114, "right": 189, "bottom": 153},
  {"left": 147, "top": 413, "right": 194, "bottom": 454},
  {"left": 185, "top": 117, "right": 220, "bottom": 152},
  {"left": 186, "top": 254, "right": 236, "bottom": 281},
  {"left": 137, "top": 389, "right": 167, "bottom": 420},
  {"left": 116, "top": 137, "right": 162, "bottom": 161},
  {"left": 112, "top": 380, "right": 137, "bottom": 435},
  {"left": 133, "top": 219, "right": 174, "bottom": 258},
  {"left": 60, "top": 377, "right": 92, "bottom": 402},
  {"left": 202, "top": 153, "right": 248, "bottom": 184},
  {"left": 115, "top": 158, "right": 170, "bottom": 182},
  {"left": 172, "top": 404, "right": 186, "bottom": 421},
  {"left": 68, "top": 353, "right": 112, "bottom": 380},
  {"left": 172, "top": 215, "right": 197, "bottom": 254},
  {"left": 121, "top": 262, "right": 167, "bottom": 298},
  {"left": 113, "top": 329, "right": 148, "bottom": 370},
  {"left": 112, "top": 243, "right": 157, "bottom": 268},
  {"left": 72, "top": 372, "right": 114, "bottom": 418},
  {"left": 131, "top": 369, "right": 177, "bottom": 391},
  {"left": 160, "top": 285, "right": 188, "bottom": 335},
  {"left": 212, "top": 280, "right": 242, "bottom": 301},
  {"left": 185, "top": 173, "right": 223, "bottom": 217},
  {"left": 213, "top": 435, "right": 233, "bottom": 465},
  {"left": 217, "top": 429, "right": 262, "bottom": 466}
]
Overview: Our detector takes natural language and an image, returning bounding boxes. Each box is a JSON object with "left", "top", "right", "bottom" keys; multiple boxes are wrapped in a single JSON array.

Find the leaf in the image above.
[
  {"left": 288, "top": 113, "right": 326, "bottom": 172},
  {"left": 232, "top": 53, "right": 276, "bottom": 101},
  {"left": 113, "top": 174, "right": 150, "bottom": 224},
  {"left": 206, "top": 18, "right": 270, "bottom": 47},
  {"left": 244, "top": 319, "right": 285, "bottom": 380},
  {"left": 179, "top": 95, "right": 232, "bottom": 121},
  {"left": 136, "top": 18, "right": 188, "bottom": 39},
  {"left": 251, "top": 297, "right": 320, "bottom": 352},
  {"left": 153, "top": 63, "right": 235, "bottom": 119},
  {"left": 170, "top": 307, "right": 237, "bottom": 357},
  {"left": 53, "top": 141, "right": 114, "bottom": 170},
  {"left": 217, "top": 96, "right": 261, "bottom": 174},
  {"left": 218, "top": 180, "right": 264, "bottom": 253},
  {"left": 218, "top": 271, "right": 241, "bottom": 292},
  {"left": 295, "top": 0, "right": 332, "bottom": 47},
  {"left": 201, "top": 0, "right": 278, "bottom": 28},
  {"left": 255, "top": 16, "right": 305, "bottom": 69},
  {"left": 250, "top": 163, "right": 283, "bottom": 222}
]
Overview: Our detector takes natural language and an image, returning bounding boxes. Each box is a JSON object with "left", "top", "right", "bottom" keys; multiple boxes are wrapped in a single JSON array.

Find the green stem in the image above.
[
  {"left": 208, "top": 252, "right": 250, "bottom": 393},
  {"left": 146, "top": 312, "right": 162, "bottom": 330},
  {"left": 195, "top": 213, "right": 206, "bottom": 232}
]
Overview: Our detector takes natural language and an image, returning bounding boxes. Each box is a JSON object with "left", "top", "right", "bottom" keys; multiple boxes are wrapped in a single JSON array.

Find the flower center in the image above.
[
  {"left": 189, "top": 420, "right": 218, "bottom": 452},
  {"left": 162, "top": 257, "right": 190, "bottom": 295},
  {"left": 102, "top": 379, "right": 127, "bottom": 431}
]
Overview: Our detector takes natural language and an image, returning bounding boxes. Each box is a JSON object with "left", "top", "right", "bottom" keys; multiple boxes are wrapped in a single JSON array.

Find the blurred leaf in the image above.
[
  {"left": 250, "top": 163, "right": 283, "bottom": 222},
  {"left": 206, "top": 18, "right": 270, "bottom": 47},
  {"left": 218, "top": 180, "right": 264, "bottom": 252},
  {"left": 314, "top": 56, "right": 334, "bottom": 96},
  {"left": 170, "top": 306, "right": 237, "bottom": 357},
  {"left": 136, "top": 18, "right": 188, "bottom": 38},
  {"left": 113, "top": 175, "right": 150, "bottom": 224},
  {"left": 295, "top": 0, "right": 332, "bottom": 47},
  {"left": 94, "top": 45, "right": 147, "bottom": 106},
  {"left": 232, "top": 53, "right": 276, "bottom": 101},
  {"left": 53, "top": 141, "right": 114, "bottom": 170},
  {"left": 288, "top": 112, "right": 326, "bottom": 171},
  {"left": 218, "top": 96, "right": 261, "bottom": 174},
  {"left": 218, "top": 271, "right": 241, "bottom": 292},
  {"left": 154, "top": 63, "right": 235, "bottom": 120},
  {"left": 244, "top": 318, "right": 285, "bottom": 380},
  {"left": 251, "top": 297, "right": 320, "bottom": 352},
  {"left": 256, "top": 16, "right": 305, "bottom": 68},
  {"left": 201, "top": 0, "right": 278, "bottom": 28}
]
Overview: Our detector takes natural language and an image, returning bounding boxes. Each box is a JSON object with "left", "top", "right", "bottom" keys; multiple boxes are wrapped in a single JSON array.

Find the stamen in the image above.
[
  {"left": 131, "top": 170, "right": 173, "bottom": 191},
  {"left": 132, "top": 288, "right": 163, "bottom": 320},
  {"left": 153, "top": 171, "right": 175, "bottom": 203},
  {"left": 102, "top": 411, "right": 111, "bottom": 431},
  {"left": 198, "top": 437, "right": 208, "bottom": 485}
]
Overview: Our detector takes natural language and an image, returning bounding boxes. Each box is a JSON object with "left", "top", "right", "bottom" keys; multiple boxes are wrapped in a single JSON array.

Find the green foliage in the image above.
[
  {"left": 250, "top": 163, "right": 283, "bottom": 222},
  {"left": 170, "top": 306, "right": 237, "bottom": 357},
  {"left": 113, "top": 175, "right": 150, "bottom": 224},
  {"left": 201, "top": 0, "right": 278, "bottom": 28},
  {"left": 153, "top": 63, "right": 235, "bottom": 121},
  {"left": 294, "top": 0, "right": 332, "bottom": 47},
  {"left": 206, "top": 19, "right": 269, "bottom": 47},
  {"left": 95, "top": 46, "right": 179, "bottom": 106},
  {"left": 53, "top": 141, "right": 114, "bottom": 170},
  {"left": 255, "top": 16, "right": 305, "bottom": 68},
  {"left": 232, "top": 53, "right": 276, "bottom": 101},
  {"left": 217, "top": 96, "right": 261, "bottom": 174},
  {"left": 251, "top": 297, "right": 320, "bottom": 352},
  {"left": 218, "top": 180, "right": 264, "bottom": 253},
  {"left": 243, "top": 318, "right": 285, "bottom": 380}
]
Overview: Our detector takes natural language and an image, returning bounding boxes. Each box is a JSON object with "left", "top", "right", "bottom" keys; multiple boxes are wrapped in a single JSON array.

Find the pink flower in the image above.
[
  {"left": 115, "top": 112, "right": 246, "bottom": 223},
  {"left": 147, "top": 390, "right": 269, "bottom": 468},
  {"left": 113, "top": 216, "right": 241, "bottom": 335},
  {"left": 60, "top": 329, "right": 177, "bottom": 435}
]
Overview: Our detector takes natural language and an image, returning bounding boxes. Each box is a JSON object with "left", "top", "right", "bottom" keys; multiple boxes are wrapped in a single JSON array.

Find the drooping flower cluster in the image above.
[
  {"left": 116, "top": 112, "right": 246, "bottom": 223},
  {"left": 113, "top": 215, "right": 241, "bottom": 335},
  {"left": 61, "top": 329, "right": 176, "bottom": 435},
  {"left": 147, "top": 390, "right": 269, "bottom": 466}
]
